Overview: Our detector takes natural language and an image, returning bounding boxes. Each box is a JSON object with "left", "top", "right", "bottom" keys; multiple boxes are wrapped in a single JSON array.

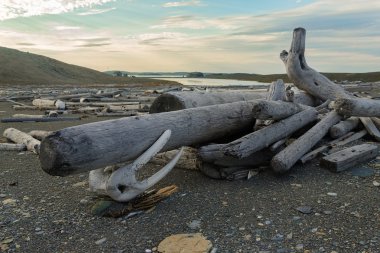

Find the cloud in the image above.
[
  {"left": 54, "top": 26, "right": 81, "bottom": 31},
  {"left": 162, "top": 0, "right": 202, "bottom": 8},
  {"left": 17, "top": 42, "right": 35, "bottom": 46},
  {"left": 0, "top": 0, "right": 116, "bottom": 20},
  {"left": 77, "top": 7, "right": 115, "bottom": 16},
  {"left": 76, "top": 42, "right": 111, "bottom": 47}
]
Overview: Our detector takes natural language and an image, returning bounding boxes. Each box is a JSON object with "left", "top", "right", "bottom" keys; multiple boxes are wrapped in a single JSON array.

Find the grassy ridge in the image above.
[
  {"left": 0, "top": 47, "right": 178, "bottom": 86},
  {"left": 206, "top": 72, "right": 380, "bottom": 83}
]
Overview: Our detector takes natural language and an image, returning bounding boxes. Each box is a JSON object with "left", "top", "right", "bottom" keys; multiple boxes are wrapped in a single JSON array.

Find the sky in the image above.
[{"left": 0, "top": 0, "right": 379, "bottom": 74}]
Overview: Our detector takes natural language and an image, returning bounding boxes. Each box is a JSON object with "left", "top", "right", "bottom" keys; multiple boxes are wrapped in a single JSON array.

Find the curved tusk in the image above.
[
  {"left": 131, "top": 129, "right": 172, "bottom": 172},
  {"left": 105, "top": 130, "right": 175, "bottom": 202},
  {"left": 135, "top": 147, "right": 184, "bottom": 190}
]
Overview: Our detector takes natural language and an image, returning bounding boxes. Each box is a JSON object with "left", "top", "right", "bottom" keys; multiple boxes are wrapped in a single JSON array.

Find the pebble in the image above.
[
  {"left": 95, "top": 238, "right": 107, "bottom": 245},
  {"left": 323, "top": 210, "right": 333, "bottom": 215},
  {"left": 373, "top": 181, "right": 380, "bottom": 187},
  {"left": 145, "top": 249, "right": 152, "bottom": 253},
  {"left": 0, "top": 193, "right": 7, "bottom": 198},
  {"left": 79, "top": 198, "right": 89, "bottom": 204},
  {"left": 271, "top": 233, "right": 284, "bottom": 242},
  {"left": 295, "top": 244, "right": 304, "bottom": 250},
  {"left": 327, "top": 192, "right": 337, "bottom": 197},
  {"left": 296, "top": 206, "right": 313, "bottom": 214},
  {"left": 187, "top": 220, "right": 201, "bottom": 230},
  {"left": 286, "top": 233, "right": 293, "bottom": 240}
]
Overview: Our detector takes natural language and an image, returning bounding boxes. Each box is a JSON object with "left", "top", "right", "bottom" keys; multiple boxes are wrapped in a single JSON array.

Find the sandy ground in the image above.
[{"left": 1, "top": 99, "right": 380, "bottom": 253}]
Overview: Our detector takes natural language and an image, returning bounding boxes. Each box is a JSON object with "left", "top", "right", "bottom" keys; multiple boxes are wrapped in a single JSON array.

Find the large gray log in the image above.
[
  {"left": 223, "top": 108, "right": 318, "bottom": 158},
  {"left": 280, "top": 28, "right": 350, "bottom": 101},
  {"left": 3, "top": 128, "right": 40, "bottom": 153},
  {"left": 329, "top": 117, "right": 360, "bottom": 139},
  {"left": 251, "top": 100, "right": 308, "bottom": 120},
  {"left": 285, "top": 89, "right": 319, "bottom": 106},
  {"left": 271, "top": 111, "right": 342, "bottom": 173},
  {"left": 149, "top": 91, "right": 266, "bottom": 113},
  {"left": 40, "top": 101, "right": 261, "bottom": 176},
  {"left": 255, "top": 79, "right": 286, "bottom": 130},
  {"left": 334, "top": 98, "right": 380, "bottom": 117}
]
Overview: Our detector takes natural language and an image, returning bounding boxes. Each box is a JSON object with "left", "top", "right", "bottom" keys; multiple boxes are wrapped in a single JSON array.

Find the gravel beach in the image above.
[{"left": 1, "top": 99, "right": 380, "bottom": 253}]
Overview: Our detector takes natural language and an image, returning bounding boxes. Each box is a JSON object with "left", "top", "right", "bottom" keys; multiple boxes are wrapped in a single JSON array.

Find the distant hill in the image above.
[
  {"left": 206, "top": 72, "right": 380, "bottom": 83},
  {"left": 0, "top": 47, "right": 178, "bottom": 86}
]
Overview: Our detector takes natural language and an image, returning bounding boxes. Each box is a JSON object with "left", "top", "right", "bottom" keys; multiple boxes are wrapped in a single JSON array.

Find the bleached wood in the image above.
[
  {"left": 0, "top": 143, "right": 26, "bottom": 151},
  {"left": 280, "top": 28, "right": 350, "bottom": 101},
  {"left": 149, "top": 91, "right": 266, "bottom": 113},
  {"left": 359, "top": 117, "right": 380, "bottom": 141},
  {"left": 334, "top": 98, "right": 380, "bottom": 117},
  {"left": 372, "top": 117, "right": 380, "bottom": 129},
  {"left": 255, "top": 79, "right": 286, "bottom": 130},
  {"left": 321, "top": 144, "right": 378, "bottom": 172},
  {"left": 39, "top": 100, "right": 261, "bottom": 176},
  {"left": 327, "top": 129, "right": 367, "bottom": 154},
  {"left": 329, "top": 117, "right": 360, "bottom": 139},
  {"left": 271, "top": 111, "right": 342, "bottom": 173},
  {"left": 285, "top": 89, "right": 318, "bottom": 106},
  {"left": 251, "top": 100, "right": 308, "bottom": 120},
  {"left": 32, "top": 99, "right": 56, "bottom": 108},
  {"left": 223, "top": 108, "right": 318, "bottom": 158},
  {"left": 12, "top": 114, "right": 45, "bottom": 118},
  {"left": 300, "top": 131, "right": 355, "bottom": 163},
  {"left": 3, "top": 128, "right": 40, "bottom": 153},
  {"left": 1, "top": 117, "right": 81, "bottom": 123},
  {"left": 28, "top": 130, "right": 53, "bottom": 140}
]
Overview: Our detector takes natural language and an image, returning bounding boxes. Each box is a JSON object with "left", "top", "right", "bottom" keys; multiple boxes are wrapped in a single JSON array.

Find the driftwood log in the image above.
[
  {"left": 3, "top": 128, "right": 40, "bottom": 153},
  {"left": 222, "top": 108, "right": 318, "bottom": 158},
  {"left": 0, "top": 143, "right": 27, "bottom": 151},
  {"left": 251, "top": 100, "right": 308, "bottom": 120},
  {"left": 334, "top": 98, "right": 380, "bottom": 117},
  {"left": 329, "top": 117, "right": 360, "bottom": 138},
  {"left": 149, "top": 91, "right": 266, "bottom": 113},
  {"left": 40, "top": 100, "right": 266, "bottom": 176},
  {"left": 1, "top": 117, "right": 81, "bottom": 123},
  {"left": 255, "top": 79, "right": 286, "bottom": 130},
  {"left": 360, "top": 117, "right": 380, "bottom": 141},
  {"left": 280, "top": 28, "right": 350, "bottom": 101},
  {"left": 320, "top": 144, "right": 378, "bottom": 172},
  {"left": 271, "top": 111, "right": 342, "bottom": 173}
]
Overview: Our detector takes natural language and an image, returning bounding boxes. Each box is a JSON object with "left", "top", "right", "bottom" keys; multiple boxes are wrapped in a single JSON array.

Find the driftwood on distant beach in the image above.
[
  {"left": 0, "top": 143, "right": 26, "bottom": 151},
  {"left": 149, "top": 91, "right": 266, "bottom": 113},
  {"left": 3, "top": 128, "right": 40, "bottom": 153}
]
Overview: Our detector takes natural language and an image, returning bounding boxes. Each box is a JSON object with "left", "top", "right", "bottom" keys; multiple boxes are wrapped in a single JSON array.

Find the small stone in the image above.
[
  {"left": 243, "top": 234, "right": 252, "bottom": 240},
  {"left": 80, "top": 198, "right": 89, "bottom": 204},
  {"left": 286, "top": 233, "right": 293, "bottom": 240},
  {"left": 327, "top": 192, "right": 337, "bottom": 197},
  {"left": 157, "top": 233, "right": 212, "bottom": 253},
  {"left": 271, "top": 233, "right": 284, "bottom": 242},
  {"left": 295, "top": 244, "right": 304, "bottom": 250},
  {"left": 73, "top": 181, "right": 87, "bottom": 187},
  {"left": 95, "top": 238, "right": 107, "bottom": 245},
  {"left": 373, "top": 181, "right": 380, "bottom": 187},
  {"left": 323, "top": 210, "right": 333, "bottom": 215},
  {"left": 296, "top": 206, "right": 313, "bottom": 214},
  {"left": 292, "top": 216, "right": 301, "bottom": 221},
  {"left": 35, "top": 227, "right": 41, "bottom": 232},
  {"left": 187, "top": 220, "right": 201, "bottom": 230},
  {"left": 311, "top": 228, "right": 318, "bottom": 233},
  {"left": 2, "top": 198, "right": 17, "bottom": 206},
  {"left": 264, "top": 220, "right": 272, "bottom": 225},
  {"left": 145, "top": 249, "right": 152, "bottom": 253},
  {"left": 152, "top": 247, "right": 157, "bottom": 252},
  {"left": 0, "top": 194, "right": 6, "bottom": 198},
  {"left": 238, "top": 227, "right": 245, "bottom": 231}
]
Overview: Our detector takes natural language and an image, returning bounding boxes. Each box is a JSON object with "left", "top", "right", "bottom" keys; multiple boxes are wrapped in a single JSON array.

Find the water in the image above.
[{"left": 152, "top": 77, "right": 269, "bottom": 87}]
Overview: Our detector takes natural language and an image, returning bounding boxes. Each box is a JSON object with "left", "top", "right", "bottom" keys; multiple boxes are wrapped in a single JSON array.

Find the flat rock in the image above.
[{"left": 157, "top": 233, "right": 212, "bottom": 253}]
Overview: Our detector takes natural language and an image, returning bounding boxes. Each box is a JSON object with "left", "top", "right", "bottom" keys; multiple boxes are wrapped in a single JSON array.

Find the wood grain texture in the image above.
[
  {"left": 271, "top": 111, "right": 342, "bottom": 173},
  {"left": 39, "top": 101, "right": 260, "bottom": 176},
  {"left": 334, "top": 98, "right": 380, "bottom": 117},
  {"left": 280, "top": 28, "right": 350, "bottom": 101},
  {"left": 329, "top": 117, "right": 360, "bottom": 139},
  {"left": 320, "top": 144, "right": 378, "bottom": 172}
]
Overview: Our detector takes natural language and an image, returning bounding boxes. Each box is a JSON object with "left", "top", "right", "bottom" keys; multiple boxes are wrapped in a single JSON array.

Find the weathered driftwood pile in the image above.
[{"left": 32, "top": 27, "right": 380, "bottom": 203}]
